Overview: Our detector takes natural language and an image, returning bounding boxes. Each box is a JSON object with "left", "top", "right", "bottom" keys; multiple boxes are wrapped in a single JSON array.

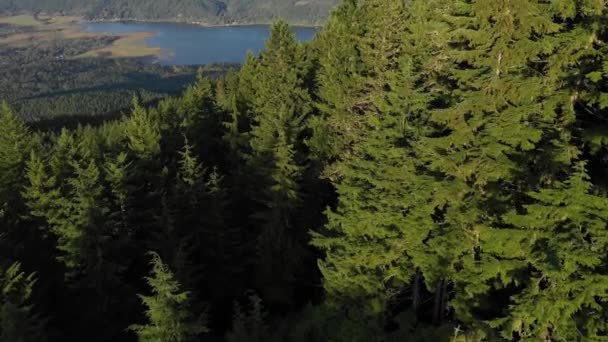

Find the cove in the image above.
[{"left": 82, "top": 21, "right": 318, "bottom": 66}]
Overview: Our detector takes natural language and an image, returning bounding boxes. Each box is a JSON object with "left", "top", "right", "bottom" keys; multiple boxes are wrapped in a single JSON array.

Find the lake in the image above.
[{"left": 83, "top": 21, "right": 318, "bottom": 66}]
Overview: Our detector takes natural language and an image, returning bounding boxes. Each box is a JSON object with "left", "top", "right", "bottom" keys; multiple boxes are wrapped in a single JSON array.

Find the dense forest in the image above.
[
  {"left": 0, "top": 22, "right": 228, "bottom": 120},
  {"left": 0, "top": 0, "right": 337, "bottom": 25},
  {"left": 2, "top": 0, "right": 608, "bottom": 341}
]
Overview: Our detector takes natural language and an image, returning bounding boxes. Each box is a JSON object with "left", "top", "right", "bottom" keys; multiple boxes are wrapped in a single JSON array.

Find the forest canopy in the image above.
[{"left": 2, "top": 0, "right": 608, "bottom": 341}]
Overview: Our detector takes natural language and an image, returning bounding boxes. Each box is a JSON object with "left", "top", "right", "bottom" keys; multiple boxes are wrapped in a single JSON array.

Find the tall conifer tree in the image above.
[
  {"left": 311, "top": 0, "right": 425, "bottom": 332},
  {"left": 244, "top": 20, "right": 314, "bottom": 306},
  {"left": 400, "top": 0, "right": 608, "bottom": 337},
  {"left": 0, "top": 102, "right": 32, "bottom": 221},
  {"left": 130, "top": 252, "right": 207, "bottom": 342}
]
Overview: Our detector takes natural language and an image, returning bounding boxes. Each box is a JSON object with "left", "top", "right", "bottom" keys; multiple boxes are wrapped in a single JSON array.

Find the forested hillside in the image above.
[
  {"left": 0, "top": 0, "right": 337, "bottom": 25},
  {"left": 0, "top": 17, "right": 232, "bottom": 121},
  {"left": 3, "top": 0, "right": 608, "bottom": 341}
]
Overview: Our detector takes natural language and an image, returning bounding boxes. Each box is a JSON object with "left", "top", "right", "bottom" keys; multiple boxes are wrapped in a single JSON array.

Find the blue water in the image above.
[{"left": 82, "top": 21, "right": 318, "bottom": 66}]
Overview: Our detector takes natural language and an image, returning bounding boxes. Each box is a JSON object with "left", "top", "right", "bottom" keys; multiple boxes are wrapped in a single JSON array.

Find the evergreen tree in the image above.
[
  {"left": 155, "top": 140, "right": 206, "bottom": 287},
  {"left": 0, "top": 102, "right": 38, "bottom": 264},
  {"left": 125, "top": 99, "right": 161, "bottom": 161},
  {"left": 226, "top": 293, "right": 269, "bottom": 342},
  {"left": 24, "top": 150, "right": 106, "bottom": 271},
  {"left": 104, "top": 152, "right": 133, "bottom": 234},
  {"left": 48, "top": 128, "right": 78, "bottom": 183},
  {"left": 496, "top": 163, "right": 608, "bottom": 339},
  {"left": 122, "top": 99, "right": 166, "bottom": 259},
  {"left": 178, "top": 70, "right": 226, "bottom": 166},
  {"left": 311, "top": 0, "right": 428, "bottom": 333},
  {"left": 398, "top": 0, "right": 608, "bottom": 337},
  {"left": 0, "top": 101, "right": 33, "bottom": 222},
  {"left": 130, "top": 252, "right": 207, "bottom": 342},
  {"left": 6, "top": 0, "right": 608, "bottom": 339},
  {"left": 223, "top": 52, "right": 259, "bottom": 155},
  {"left": 0, "top": 262, "right": 46, "bottom": 342},
  {"left": 244, "top": 20, "right": 314, "bottom": 307},
  {"left": 307, "top": 0, "right": 366, "bottom": 167},
  {"left": 236, "top": 52, "right": 260, "bottom": 120},
  {"left": 23, "top": 142, "right": 131, "bottom": 340}
]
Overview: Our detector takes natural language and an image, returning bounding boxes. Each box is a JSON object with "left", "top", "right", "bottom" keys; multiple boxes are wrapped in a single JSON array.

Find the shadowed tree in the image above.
[{"left": 130, "top": 252, "right": 208, "bottom": 342}]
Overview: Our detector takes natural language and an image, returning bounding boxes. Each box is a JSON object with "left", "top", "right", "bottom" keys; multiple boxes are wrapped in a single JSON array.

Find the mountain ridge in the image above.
[{"left": 0, "top": 0, "right": 338, "bottom": 25}]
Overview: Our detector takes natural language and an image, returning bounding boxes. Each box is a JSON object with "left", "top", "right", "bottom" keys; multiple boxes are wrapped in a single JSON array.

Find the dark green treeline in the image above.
[{"left": 2, "top": 0, "right": 608, "bottom": 341}]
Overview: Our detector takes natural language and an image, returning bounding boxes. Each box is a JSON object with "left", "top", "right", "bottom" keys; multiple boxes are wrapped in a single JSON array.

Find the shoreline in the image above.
[
  {"left": 0, "top": 11, "right": 325, "bottom": 29},
  {"left": 84, "top": 17, "right": 322, "bottom": 29},
  {"left": 0, "top": 13, "right": 320, "bottom": 64}
]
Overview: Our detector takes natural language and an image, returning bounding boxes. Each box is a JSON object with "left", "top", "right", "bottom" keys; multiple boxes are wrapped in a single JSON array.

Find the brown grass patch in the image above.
[
  {"left": 0, "top": 15, "right": 43, "bottom": 27},
  {"left": 77, "top": 31, "right": 161, "bottom": 59},
  {"left": 0, "top": 15, "right": 160, "bottom": 59}
]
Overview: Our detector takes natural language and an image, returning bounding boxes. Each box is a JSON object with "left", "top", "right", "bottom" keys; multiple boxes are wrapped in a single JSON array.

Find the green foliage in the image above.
[
  {"left": 125, "top": 99, "right": 161, "bottom": 160},
  {"left": 0, "top": 102, "right": 31, "bottom": 194},
  {"left": 177, "top": 70, "right": 228, "bottom": 167},
  {"left": 177, "top": 140, "right": 205, "bottom": 189},
  {"left": 130, "top": 252, "right": 207, "bottom": 342},
  {"left": 398, "top": 1, "right": 608, "bottom": 339},
  {"left": 24, "top": 148, "right": 106, "bottom": 270},
  {"left": 314, "top": 0, "right": 608, "bottom": 339},
  {"left": 242, "top": 20, "right": 316, "bottom": 306},
  {"left": 307, "top": 0, "right": 366, "bottom": 166},
  {"left": 0, "top": 101, "right": 34, "bottom": 222},
  {"left": 0, "top": 262, "right": 46, "bottom": 342},
  {"left": 496, "top": 164, "right": 608, "bottom": 339},
  {"left": 3, "top": 0, "right": 608, "bottom": 340},
  {"left": 0, "top": 27, "right": 201, "bottom": 121},
  {"left": 104, "top": 152, "right": 132, "bottom": 226},
  {"left": 226, "top": 293, "right": 268, "bottom": 342},
  {"left": 311, "top": 0, "right": 419, "bottom": 325}
]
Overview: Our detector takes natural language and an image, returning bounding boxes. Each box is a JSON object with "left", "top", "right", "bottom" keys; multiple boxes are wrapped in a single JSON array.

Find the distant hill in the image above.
[{"left": 0, "top": 0, "right": 338, "bottom": 25}]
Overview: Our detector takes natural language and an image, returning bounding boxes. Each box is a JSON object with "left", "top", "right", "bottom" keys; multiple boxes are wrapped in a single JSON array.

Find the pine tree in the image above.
[
  {"left": 28, "top": 143, "right": 132, "bottom": 337},
  {"left": 22, "top": 151, "right": 61, "bottom": 234},
  {"left": 307, "top": 0, "right": 366, "bottom": 167},
  {"left": 310, "top": 0, "right": 426, "bottom": 331},
  {"left": 223, "top": 51, "right": 259, "bottom": 154},
  {"left": 125, "top": 99, "right": 161, "bottom": 160},
  {"left": 49, "top": 128, "right": 78, "bottom": 183},
  {"left": 130, "top": 252, "right": 207, "bottom": 342},
  {"left": 177, "top": 139, "right": 205, "bottom": 192},
  {"left": 104, "top": 152, "right": 133, "bottom": 233},
  {"left": 0, "top": 102, "right": 39, "bottom": 265},
  {"left": 243, "top": 20, "right": 315, "bottom": 306},
  {"left": 0, "top": 262, "right": 46, "bottom": 342},
  {"left": 178, "top": 70, "right": 227, "bottom": 167},
  {"left": 122, "top": 99, "right": 166, "bottom": 257},
  {"left": 23, "top": 140, "right": 128, "bottom": 322},
  {"left": 215, "top": 70, "right": 240, "bottom": 115},
  {"left": 155, "top": 140, "right": 207, "bottom": 287},
  {"left": 26, "top": 154, "right": 107, "bottom": 270},
  {"left": 164, "top": 139, "right": 246, "bottom": 307},
  {"left": 226, "top": 292, "right": 269, "bottom": 342},
  {"left": 0, "top": 101, "right": 33, "bottom": 223},
  {"left": 236, "top": 51, "right": 260, "bottom": 118},
  {"left": 495, "top": 163, "right": 608, "bottom": 339},
  {"left": 397, "top": 0, "right": 608, "bottom": 336},
  {"left": 220, "top": 71, "right": 251, "bottom": 161}
]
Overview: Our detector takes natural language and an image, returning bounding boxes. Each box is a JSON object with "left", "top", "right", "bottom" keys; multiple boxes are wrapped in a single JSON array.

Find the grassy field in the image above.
[
  {"left": 78, "top": 31, "right": 162, "bottom": 58},
  {"left": 0, "top": 14, "right": 162, "bottom": 59},
  {"left": 0, "top": 14, "right": 44, "bottom": 26}
]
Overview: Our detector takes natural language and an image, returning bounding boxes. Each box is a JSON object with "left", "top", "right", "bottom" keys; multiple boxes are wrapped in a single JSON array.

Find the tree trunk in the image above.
[
  {"left": 411, "top": 270, "right": 421, "bottom": 316},
  {"left": 432, "top": 279, "right": 444, "bottom": 325},
  {"left": 440, "top": 280, "right": 448, "bottom": 321}
]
